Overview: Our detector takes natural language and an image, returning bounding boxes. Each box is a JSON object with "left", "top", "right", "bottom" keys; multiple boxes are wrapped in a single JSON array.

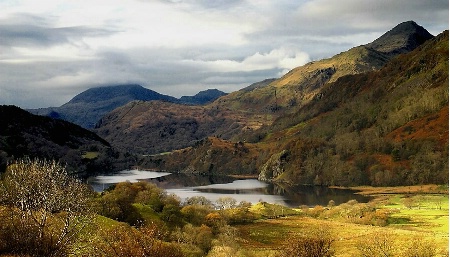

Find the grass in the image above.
[
  {"left": 235, "top": 191, "right": 449, "bottom": 257},
  {"left": 81, "top": 151, "right": 99, "bottom": 159}
]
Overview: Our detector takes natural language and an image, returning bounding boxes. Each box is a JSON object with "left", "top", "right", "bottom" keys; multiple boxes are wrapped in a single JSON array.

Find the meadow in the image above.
[{"left": 232, "top": 186, "right": 449, "bottom": 257}]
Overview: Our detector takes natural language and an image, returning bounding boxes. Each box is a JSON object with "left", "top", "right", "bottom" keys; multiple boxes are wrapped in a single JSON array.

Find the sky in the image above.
[{"left": 0, "top": 0, "right": 448, "bottom": 108}]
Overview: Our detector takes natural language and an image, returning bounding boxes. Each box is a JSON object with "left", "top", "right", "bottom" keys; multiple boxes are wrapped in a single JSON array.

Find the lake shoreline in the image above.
[{"left": 331, "top": 184, "right": 449, "bottom": 196}]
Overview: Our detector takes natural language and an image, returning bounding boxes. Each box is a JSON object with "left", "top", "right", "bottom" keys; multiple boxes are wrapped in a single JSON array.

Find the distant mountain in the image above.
[
  {"left": 30, "top": 84, "right": 178, "bottom": 128},
  {"left": 68, "top": 84, "right": 178, "bottom": 104},
  {"left": 179, "top": 89, "right": 227, "bottom": 105},
  {"left": 30, "top": 85, "right": 227, "bottom": 128},
  {"left": 0, "top": 105, "right": 115, "bottom": 176}
]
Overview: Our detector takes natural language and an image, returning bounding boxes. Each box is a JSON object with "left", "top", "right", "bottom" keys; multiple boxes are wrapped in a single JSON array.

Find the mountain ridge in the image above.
[
  {"left": 95, "top": 21, "right": 441, "bottom": 159},
  {"left": 29, "top": 85, "right": 226, "bottom": 128}
]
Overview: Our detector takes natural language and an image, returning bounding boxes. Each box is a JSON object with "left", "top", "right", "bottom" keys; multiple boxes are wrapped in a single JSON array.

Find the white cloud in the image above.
[{"left": 182, "top": 46, "right": 310, "bottom": 73}]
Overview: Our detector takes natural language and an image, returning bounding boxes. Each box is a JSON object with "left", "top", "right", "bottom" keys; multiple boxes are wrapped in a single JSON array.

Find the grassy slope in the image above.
[{"left": 236, "top": 193, "right": 449, "bottom": 257}]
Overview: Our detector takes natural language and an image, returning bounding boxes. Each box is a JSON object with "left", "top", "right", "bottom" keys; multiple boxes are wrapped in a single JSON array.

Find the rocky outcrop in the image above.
[{"left": 258, "top": 150, "right": 289, "bottom": 182}]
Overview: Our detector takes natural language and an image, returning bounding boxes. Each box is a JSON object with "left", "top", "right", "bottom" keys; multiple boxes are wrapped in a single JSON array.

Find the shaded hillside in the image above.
[
  {"left": 142, "top": 30, "right": 448, "bottom": 187},
  {"left": 30, "top": 84, "right": 178, "bottom": 128},
  {"left": 94, "top": 100, "right": 245, "bottom": 154},
  {"left": 179, "top": 89, "right": 227, "bottom": 105},
  {"left": 0, "top": 105, "right": 129, "bottom": 176},
  {"left": 366, "top": 20, "right": 433, "bottom": 55}
]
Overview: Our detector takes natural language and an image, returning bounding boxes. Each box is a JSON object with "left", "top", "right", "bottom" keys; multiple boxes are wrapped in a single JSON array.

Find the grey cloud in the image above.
[
  {"left": 0, "top": 14, "right": 117, "bottom": 47},
  {"left": 157, "top": 0, "right": 242, "bottom": 9},
  {"left": 246, "top": 0, "right": 448, "bottom": 58}
]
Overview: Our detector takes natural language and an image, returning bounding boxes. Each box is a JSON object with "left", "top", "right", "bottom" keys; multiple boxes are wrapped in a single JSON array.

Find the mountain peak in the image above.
[
  {"left": 67, "top": 84, "right": 176, "bottom": 104},
  {"left": 366, "top": 21, "right": 434, "bottom": 55}
]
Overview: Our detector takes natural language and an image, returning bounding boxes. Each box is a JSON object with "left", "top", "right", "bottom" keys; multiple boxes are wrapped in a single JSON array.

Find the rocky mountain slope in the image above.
[
  {"left": 140, "top": 29, "right": 448, "bottom": 187},
  {"left": 96, "top": 21, "right": 437, "bottom": 155},
  {"left": 211, "top": 21, "right": 434, "bottom": 129}
]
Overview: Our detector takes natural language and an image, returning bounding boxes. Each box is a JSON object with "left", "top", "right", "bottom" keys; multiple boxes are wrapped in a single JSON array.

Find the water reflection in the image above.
[
  {"left": 88, "top": 171, "right": 371, "bottom": 207},
  {"left": 88, "top": 169, "right": 171, "bottom": 191}
]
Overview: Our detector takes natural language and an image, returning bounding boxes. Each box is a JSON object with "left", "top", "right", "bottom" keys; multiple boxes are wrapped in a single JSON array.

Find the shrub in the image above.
[
  {"left": 0, "top": 158, "right": 93, "bottom": 257},
  {"left": 280, "top": 225, "right": 335, "bottom": 257}
]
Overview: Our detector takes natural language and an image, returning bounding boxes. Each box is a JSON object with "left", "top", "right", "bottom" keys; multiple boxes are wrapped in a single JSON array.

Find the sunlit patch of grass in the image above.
[
  {"left": 249, "top": 202, "right": 300, "bottom": 218},
  {"left": 82, "top": 151, "right": 99, "bottom": 159},
  {"left": 133, "top": 203, "right": 161, "bottom": 223},
  {"left": 236, "top": 193, "right": 449, "bottom": 257}
]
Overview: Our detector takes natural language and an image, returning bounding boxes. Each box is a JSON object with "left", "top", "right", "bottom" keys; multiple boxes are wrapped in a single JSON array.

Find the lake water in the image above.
[{"left": 87, "top": 170, "right": 371, "bottom": 207}]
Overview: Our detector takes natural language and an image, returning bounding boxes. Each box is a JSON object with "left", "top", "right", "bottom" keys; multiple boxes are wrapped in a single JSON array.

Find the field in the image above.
[{"left": 234, "top": 186, "right": 449, "bottom": 257}]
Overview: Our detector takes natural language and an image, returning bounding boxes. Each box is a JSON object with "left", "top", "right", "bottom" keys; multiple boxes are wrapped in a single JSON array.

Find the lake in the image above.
[{"left": 87, "top": 170, "right": 371, "bottom": 207}]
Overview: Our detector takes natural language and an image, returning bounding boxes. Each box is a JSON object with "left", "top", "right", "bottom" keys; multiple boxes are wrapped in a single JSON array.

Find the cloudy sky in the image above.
[{"left": 0, "top": 0, "right": 448, "bottom": 108}]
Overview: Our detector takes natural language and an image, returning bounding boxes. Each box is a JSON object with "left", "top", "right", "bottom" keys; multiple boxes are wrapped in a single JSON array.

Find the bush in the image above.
[{"left": 280, "top": 225, "right": 335, "bottom": 257}]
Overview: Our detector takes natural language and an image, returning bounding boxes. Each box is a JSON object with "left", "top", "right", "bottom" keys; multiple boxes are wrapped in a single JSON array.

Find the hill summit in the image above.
[
  {"left": 67, "top": 84, "right": 177, "bottom": 104},
  {"left": 366, "top": 21, "right": 434, "bottom": 55}
]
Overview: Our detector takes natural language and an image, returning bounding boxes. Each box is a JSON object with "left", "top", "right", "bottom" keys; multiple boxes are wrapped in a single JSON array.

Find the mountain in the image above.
[
  {"left": 179, "top": 89, "right": 227, "bottom": 105},
  {"left": 138, "top": 29, "right": 448, "bottom": 187},
  {"left": 0, "top": 105, "right": 118, "bottom": 176},
  {"left": 210, "top": 21, "right": 435, "bottom": 131},
  {"left": 95, "top": 21, "right": 438, "bottom": 156},
  {"left": 366, "top": 20, "right": 434, "bottom": 55},
  {"left": 30, "top": 84, "right": 178, "bottom": 128}
]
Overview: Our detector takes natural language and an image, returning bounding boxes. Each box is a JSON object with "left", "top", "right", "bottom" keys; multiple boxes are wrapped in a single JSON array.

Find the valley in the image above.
[{"left": 0, "top": 21, "right": 448, "bottom": 256}]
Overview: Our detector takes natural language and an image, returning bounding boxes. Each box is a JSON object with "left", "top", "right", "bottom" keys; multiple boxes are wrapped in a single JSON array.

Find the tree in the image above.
[
  {"left": 216, "top": 197, "right": 237, "bottom": 210},
  {"left": 0, "top": 158, "right": 93, "bottom": 257}
]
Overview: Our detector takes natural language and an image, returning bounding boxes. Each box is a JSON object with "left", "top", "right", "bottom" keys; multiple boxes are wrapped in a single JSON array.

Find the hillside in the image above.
[
  {"left": 96, "top": 21, "right": 437, "bottom": 156},
  {"left": 141, "top": 30, "right": 448, "bottom": 187},
  {"left": 0, "top": 105, "right": 130, "bottom": 176},
  {"left": 94, "top": 100, "right": 245, "bottom": 154},
  {"left": 211, "top": 21, "right": 434, "bottom": 130}
]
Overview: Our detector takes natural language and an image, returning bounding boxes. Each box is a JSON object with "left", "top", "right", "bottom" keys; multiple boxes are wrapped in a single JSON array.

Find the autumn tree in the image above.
[{"left": 0, "top": 158, "right": 93, "bottom": 257}]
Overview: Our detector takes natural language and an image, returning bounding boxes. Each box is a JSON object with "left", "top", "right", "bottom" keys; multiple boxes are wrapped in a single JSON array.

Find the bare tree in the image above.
[
  {"left": 216, "top": 197, "right": 237, "bottom": 210},
  {"left": 0, "top": 158, "right": 93, "bottom": 257}
]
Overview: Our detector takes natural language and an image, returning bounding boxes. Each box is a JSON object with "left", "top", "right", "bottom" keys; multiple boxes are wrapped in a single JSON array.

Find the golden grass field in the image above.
[{"left": 235, "top": 185, "right": 449, "bottom": 257}]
